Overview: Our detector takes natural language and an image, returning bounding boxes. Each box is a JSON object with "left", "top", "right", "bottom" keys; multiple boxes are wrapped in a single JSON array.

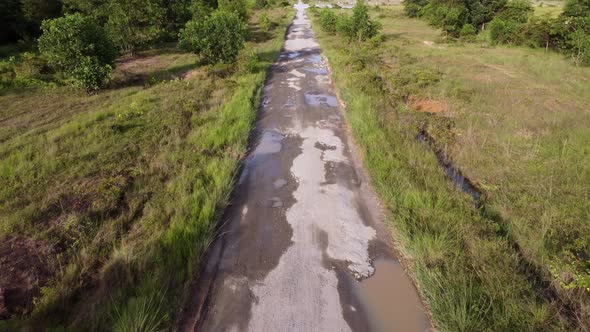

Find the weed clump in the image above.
[{"left": 319, "top": 9, "right": 338, "bottom": 34}]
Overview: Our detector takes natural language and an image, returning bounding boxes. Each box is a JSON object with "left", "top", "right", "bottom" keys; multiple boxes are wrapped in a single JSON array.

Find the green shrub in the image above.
[
  {"left": 106, "top": 0, "right": 165, "bottom": 54},
  {"left": 403, "top": 0, "right": 428, "bottom": 17},
  {"left": 336, "top": 0, "right": 381, "bottom": 41},
  {"left": 562, "top": 0, "right": 590, "bottom": 18},
  {"left": 565, "top": 25, "right": 590, "bottom": 65},
  {"left": 488, "top": 17, "right": 524, "bottom": 44},
  {"left": 422, "top": 2, "right": 469, "bottom": 36},
  {"left": 319, "top": 9, "right": 338, "bottom": 34},
  {"left": 179, "top": 10, "right": 246, "bottom": 63},
  {"left": 459, "top": 23, "right": 477, "bottom": 39},
  {"left": 38, "top": 13, "right": 116, "bottom": 91},
  {"left": 0, "top": 54, "right": 52, "bottom": 90},
  {"left": 419, "top": 0, "right": 507, "bottom": 35},
  {"left": 336, "top": 13, "right": 354, "bottom": 38},
  {"left": 552, "top": 16, "right": 590, "bottom": 65},
  {"left": 497, "top": 0, "right": 534, "bottom": 23},
  {"left": 520, "top": 15, "right": 554, "bottom": 48},
  {"left": 218, "top": 0, "right": 250, "bottom": 20}
]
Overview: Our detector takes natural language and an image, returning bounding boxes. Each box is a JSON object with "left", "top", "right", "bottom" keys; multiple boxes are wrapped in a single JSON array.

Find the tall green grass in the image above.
[{"left": 311, "top": 8, "right": 573, "bottom": 331}]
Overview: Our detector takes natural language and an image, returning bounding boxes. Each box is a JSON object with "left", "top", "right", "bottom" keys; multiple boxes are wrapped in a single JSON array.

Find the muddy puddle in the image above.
[{"left": 355, "top": 258, "right": 432, "bottom": 332}]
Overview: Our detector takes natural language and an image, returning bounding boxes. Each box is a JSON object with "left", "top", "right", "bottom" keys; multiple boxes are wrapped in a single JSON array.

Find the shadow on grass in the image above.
[{"left": 109, "top": 62, "right": 201, "bottom": 89}]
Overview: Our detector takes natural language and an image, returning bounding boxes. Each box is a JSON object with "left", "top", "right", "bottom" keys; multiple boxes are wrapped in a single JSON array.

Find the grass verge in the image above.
[{"left": 310, "top": 5, "right": 586, "bottom": 331}]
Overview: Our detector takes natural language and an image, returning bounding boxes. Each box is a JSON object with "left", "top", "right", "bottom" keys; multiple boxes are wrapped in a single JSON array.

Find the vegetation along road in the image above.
[{"left": 0, "top": 0, "right": 589, "bottom": 330}]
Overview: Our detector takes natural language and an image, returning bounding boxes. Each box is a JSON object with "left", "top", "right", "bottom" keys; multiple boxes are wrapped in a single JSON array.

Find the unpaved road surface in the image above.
[{"left": 188, "top": 3, "right": 431, "bottom": 331}]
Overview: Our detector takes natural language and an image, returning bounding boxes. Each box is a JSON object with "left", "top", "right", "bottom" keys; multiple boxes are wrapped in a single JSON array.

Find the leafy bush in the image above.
[
  {"left": 488, "top": 17, "right": 524, "bottom": 44},
  {"left": 319, "top": 9, "right": 338, "bottom": 34},
  {"left": 403, "top": 0, "right": 429, "bottom": 17},
  {"left": 179, "top": 10, "right": 246, "bottom": 63},
  {"left": 105, "top": 0, "right": 165, "bottom": 54},
  {"left": 38, "top": 13, "right": 116, "bottom": 91},
  {"left": 520, "top": 15, "right": 554, "bottom": 48},
  {"left": 563, "top": 19, "right": 590, "bottom": 65},
  {"left": 0, "top": 55, "right": 50, "bottom": 90},
  {"left": 422, "top": 2, "right": 469, "bottom": 36},
  {"left": 562, "top": 0, "right": 590, "bottom": 17},
  {"left": 335, "top": 0, "right": 381, "bottom": 41},
  {"left": 460, "top": 23, "right": 477, "bottom": 39},
  {"left": 496, "top": 0, "right": 533, "bottom": 23},
  {"left": 336, "top": 13, "right": 354, "bottom": 37},
  {"left": 218, "top": 0, "right": 250, "bottom": 20},
  {"left": 468, "top": 0, "right": 508, "bottom": 29},
  {"left": 418, "top": 0, "right": 507, "bottom": 35}
]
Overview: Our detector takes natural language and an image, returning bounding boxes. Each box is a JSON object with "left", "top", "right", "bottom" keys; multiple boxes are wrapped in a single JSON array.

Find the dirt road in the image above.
[{"left": 188, "top": 3, "right": 431, "bottom": 331}]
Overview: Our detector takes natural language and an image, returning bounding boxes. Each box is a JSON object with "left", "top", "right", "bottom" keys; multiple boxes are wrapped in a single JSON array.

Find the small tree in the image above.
[
  {"left": 338, "top": 0, "right": 381, "bottom": 41},
  {"left": 403, "top": 0, "right": 429, "bottom": 17},
  {"left": 62, "top": 0, "right": 110, "bottom": 23},
  {"left": 496, "top": 0, "right": 533, "bottom": 23},
  {"left": 105, "top": 0, "right": 165, "bottom": 54},
  {"left": 319, "top": 9, "right": 338, "bottom": 34},
  {"left": 218, "top": 0, "right": 250, "bottom": 20},
  {"left": 562, "top": 0, "right": 590, "bottom": 18},
  {"left": 179, "top": 10, "right": 246, "bottom": 63},
  {"left": 488, "top": 17, "right": 524, "bottom": 44},
  {"left": 459, "top": 23, "right": 477, "bottom": 40},
  {"left": 38, "top": 14, "right": 116, "bottom": 91}
]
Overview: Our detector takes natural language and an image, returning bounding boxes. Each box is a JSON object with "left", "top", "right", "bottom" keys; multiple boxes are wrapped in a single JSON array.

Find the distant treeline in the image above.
[{"left": 403, "top": 0, "right": 590, "bottom": 65}]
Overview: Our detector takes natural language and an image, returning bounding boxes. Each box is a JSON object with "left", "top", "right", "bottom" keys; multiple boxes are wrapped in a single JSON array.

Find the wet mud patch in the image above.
[
  {"left": 0, "top": 236, "right": 58, "bottom": 319},
  {"left": 355, "top": 258, "right": 431, "bottom": 332},
  {"left": 322, "top": 161, "right": 361, "bottom": 189}
]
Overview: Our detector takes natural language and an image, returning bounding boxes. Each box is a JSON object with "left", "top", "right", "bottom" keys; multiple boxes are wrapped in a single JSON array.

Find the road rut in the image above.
[{"left": 191, "top": 3, "right": 431, "bottom": 331}]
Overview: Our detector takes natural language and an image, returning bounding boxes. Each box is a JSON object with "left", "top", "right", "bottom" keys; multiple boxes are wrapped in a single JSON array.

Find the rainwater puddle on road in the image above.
[
  {"left": 355, "top": 258, "right": 431, "bottom": 332},
  {"left": 305, "top": 93, "right": 338, "bottom": 107},
  {"left": 307, "top": 54, "right": 322, "bottom": 63},
  {"left": 304, "top": 67, "right": 329, "bottom": 75}
]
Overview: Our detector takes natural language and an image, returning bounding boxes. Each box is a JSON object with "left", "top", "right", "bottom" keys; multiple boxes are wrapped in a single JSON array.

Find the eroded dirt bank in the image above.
[{"left": 188, "top": 3, "right": 431, "bottom": 331}]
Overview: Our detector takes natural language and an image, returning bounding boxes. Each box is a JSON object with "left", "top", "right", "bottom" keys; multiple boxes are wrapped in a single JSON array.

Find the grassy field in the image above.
[
  {"left": 311, "top": 4, "right": 589, "bottom": 331},
  {"left": 0, "top": 7, "right": 292, "bottom": 331}
]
